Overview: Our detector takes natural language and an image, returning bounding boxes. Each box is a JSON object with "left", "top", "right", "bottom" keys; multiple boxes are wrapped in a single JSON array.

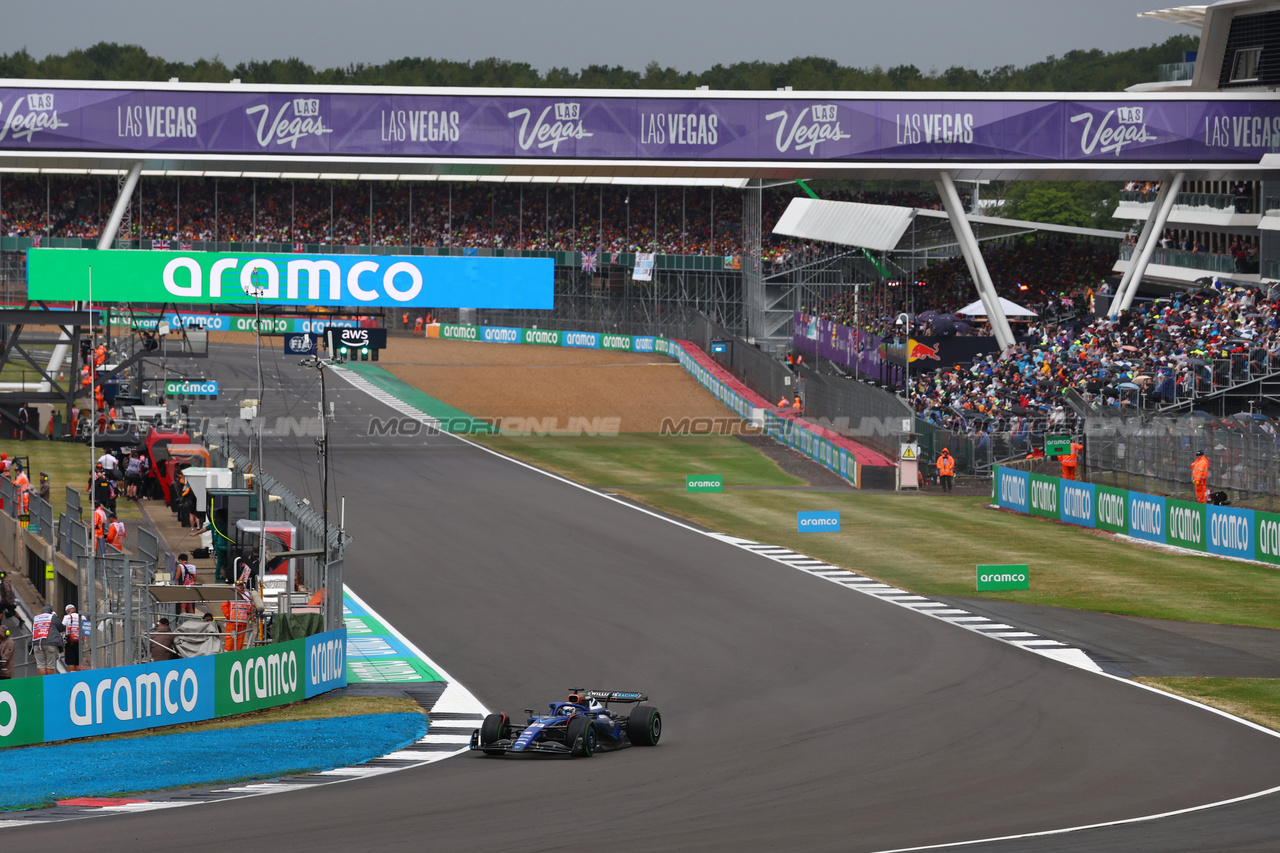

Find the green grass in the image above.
[
  {"left": 1137, "top": 678, "right": 1280, "bottom": 732},
  {"left": 476, "top": 434, "right": 1280, "bottom": 629},
  {"left": 0, "top": 438, "right": 144, "bottom": 524},
  {"left": 479, "top": 433, "right": 805, "bottom": 489}
]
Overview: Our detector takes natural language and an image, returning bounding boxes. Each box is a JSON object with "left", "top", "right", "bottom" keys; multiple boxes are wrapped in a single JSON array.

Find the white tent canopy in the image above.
[{"left": 957, "top": 296, "right": 1038, "bottom": 318}]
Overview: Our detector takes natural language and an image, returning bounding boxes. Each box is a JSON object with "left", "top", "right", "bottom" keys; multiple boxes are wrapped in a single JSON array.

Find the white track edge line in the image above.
[{"left": 330, "top": 357, "right": 1280, "bottom": 848}]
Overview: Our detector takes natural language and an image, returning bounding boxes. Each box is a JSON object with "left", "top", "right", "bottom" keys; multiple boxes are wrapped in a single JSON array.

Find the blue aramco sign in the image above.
[{"left": 797, "top": 511, "right": 841, "bottom": 532}]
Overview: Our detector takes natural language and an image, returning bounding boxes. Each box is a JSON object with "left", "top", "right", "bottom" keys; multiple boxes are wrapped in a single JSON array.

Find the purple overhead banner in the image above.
[
  {"left": 1, "top": 87, "right": 1279, "bottom": 162},
  {"left": 794, "top": 312, "right": 900, "bottom": 382}
]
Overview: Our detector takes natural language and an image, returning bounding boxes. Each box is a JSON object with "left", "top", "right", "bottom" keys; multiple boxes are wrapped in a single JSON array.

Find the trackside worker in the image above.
[
  {"left": 936, "top": 448, "right": 955, "bottom": 493},
  {"left": 777, "top": 395, "right": 789, "bottom": 408},
  {"left": 1060, "top": 440, "right": 1083, "bottom": 481},
  {"left": 93, "top": 501, "right": 109, "bottom": 555},
  {"left": 792, "top": 394, "right": 803, "bottom": 412},
  {"left": 222, "top": 584, "right": 254, "bottom": 651},
  {"left": 106, "top": 514, "right": 126, "bottom": 551},
  {"left": 12, "top": 468, "right": 29, "bottom": 515},
  {"left": 414, "top": 316, "right": 424, "bottom": 337},
  {"left": 1192, "top": 450, "right": 1210, "bottom": 503}
]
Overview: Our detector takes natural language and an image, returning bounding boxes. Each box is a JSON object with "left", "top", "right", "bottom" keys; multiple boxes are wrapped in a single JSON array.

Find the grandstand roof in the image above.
[
  {"left": 772, "top": 198, "right": 1126, "bottom": 254},
  {"left": 1137, "top": 6, "right": 1208, "bottom": 28},
  {"left": 1, "top": 79, "right": 1277, "bottom": 182}
]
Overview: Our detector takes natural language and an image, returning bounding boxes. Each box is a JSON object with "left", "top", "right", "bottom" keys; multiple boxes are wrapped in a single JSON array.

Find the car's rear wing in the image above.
[{"left": 571, "top": 689, "right": 648, "bottom": 705}]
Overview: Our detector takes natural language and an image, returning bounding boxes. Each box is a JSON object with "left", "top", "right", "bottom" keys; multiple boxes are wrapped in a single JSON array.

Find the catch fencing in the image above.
[
  {"left": 209, "top": 441, "right": 347, "bottom": 630},
  {"left": 1085, "top": 415, "right": 1280, "bottom": 510},
  {"left": 684, "top": 312, "right": 913, "bottom": 462}
]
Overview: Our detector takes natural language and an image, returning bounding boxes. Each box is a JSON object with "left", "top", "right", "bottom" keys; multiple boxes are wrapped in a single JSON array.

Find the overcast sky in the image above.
[{"left": 1, "top": 0, "right": 1192, "bottom": 77}]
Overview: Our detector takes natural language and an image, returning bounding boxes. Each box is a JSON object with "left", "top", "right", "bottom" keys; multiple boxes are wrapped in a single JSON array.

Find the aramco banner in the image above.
[
  {"left": 992, "top": 466, "right": 1266, "bottom": 563},
  {"left": 27, "top": 249, "right": 554, "bottom": 309},
  {"left": 1, "top": 628, "right": 347, "bottom": 748}
]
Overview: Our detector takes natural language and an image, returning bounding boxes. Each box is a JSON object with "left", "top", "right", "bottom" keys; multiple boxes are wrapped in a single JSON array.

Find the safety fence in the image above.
[
  {"left": 1084, "top": 417, "right": 1280, "bottom": 511},
  {"left": 993, "top": 465, "right": 1280, "bottom": 566},
  {"left": 688, "top": 311, "right": 911, "bottom": 465},
  {"left": 209, "top": 442, "right": 346, "bottom": 631},
  {"left": 671, "top": 342, "right": 867, "bottom": 488},
  {"left": 0, "top": 627, "right": 346, "bottom": 748}
]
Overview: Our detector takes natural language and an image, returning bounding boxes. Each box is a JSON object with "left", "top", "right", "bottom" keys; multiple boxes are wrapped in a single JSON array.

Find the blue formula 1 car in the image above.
[{"left": 470, "top": 689, "right": 662, "bottom": 757}]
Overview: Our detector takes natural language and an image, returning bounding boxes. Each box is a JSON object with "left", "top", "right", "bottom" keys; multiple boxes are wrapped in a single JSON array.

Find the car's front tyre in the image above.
[
  {"left": 566, "top": 716, "right": 596, "bottom": 757},
  {"left": 479, "top": 712, "right": 509, "bottom": 756}
]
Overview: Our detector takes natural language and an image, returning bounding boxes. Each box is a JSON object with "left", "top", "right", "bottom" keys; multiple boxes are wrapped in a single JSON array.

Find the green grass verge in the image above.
[
  {"left": 480, "top": 433, "right": 805, "bottom": 488},
  {"left": 342, "top": 363, "right": 496, "bottom": 433},
  {"left": 475, "top": 434, "right": 1280, "bottom": 629},
  {"left": 0, "top": 439, "right": 144, "bottom": 524},
  {"left": 1137, "top": 678, "right": 1280, "bottom": 732}
]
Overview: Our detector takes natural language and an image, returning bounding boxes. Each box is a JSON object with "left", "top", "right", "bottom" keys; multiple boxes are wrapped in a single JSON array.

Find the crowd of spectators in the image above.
[
  {"left": 800, "top": 236, "right": 1280, "bottom": 437},
  {"left": 908, "top": 282, "right": 1280, "bottom": 435},
  {"left": 805, "top": 239, "right": 1113, "bottom": 340},
  {"left": 0, "top": 176, "right": 957, "bottom": 258}
]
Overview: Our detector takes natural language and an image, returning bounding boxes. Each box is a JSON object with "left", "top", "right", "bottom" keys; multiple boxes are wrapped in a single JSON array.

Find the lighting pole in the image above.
[{"left": 299, "top": 340, "right": 339, "bottom": 614}]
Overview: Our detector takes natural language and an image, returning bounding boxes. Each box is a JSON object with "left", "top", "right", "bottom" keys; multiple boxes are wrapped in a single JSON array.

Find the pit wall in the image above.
[
  {"left": 0, "top": 628, "right": 346, "bottom": 748},
  {"left": 993, "top": 465, "right": 1276, "bottom": 564},
  {"left": 416, "top": 322, "right": 867, "bottom": 488}
]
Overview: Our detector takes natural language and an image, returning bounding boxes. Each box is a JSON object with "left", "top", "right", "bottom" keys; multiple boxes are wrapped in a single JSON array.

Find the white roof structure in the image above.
[
  {"left": 957, "top": 297, "right": 1038, "bottom": 317},
  {"left": 772, "top": 198, "right": 918, "bottom": 252},
  {"left": 772, "top": 197, "right": 1126, "bottom": 253},
  {"left": 1137, "top": 5, "right": 1209, "bottom": 28}
]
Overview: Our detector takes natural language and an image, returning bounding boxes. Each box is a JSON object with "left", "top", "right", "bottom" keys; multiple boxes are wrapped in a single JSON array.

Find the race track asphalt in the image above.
[{"left": 15, "top": 343, "right": 1280, "bottom": 852}]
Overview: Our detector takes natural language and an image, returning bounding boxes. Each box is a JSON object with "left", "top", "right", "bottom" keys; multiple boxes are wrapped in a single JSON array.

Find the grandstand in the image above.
[{"left": 2, "top": 0, "right": 1280, "bottom": 492}]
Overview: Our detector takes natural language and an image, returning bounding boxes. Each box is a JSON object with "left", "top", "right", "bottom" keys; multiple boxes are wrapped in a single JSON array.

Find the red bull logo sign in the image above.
[{"left": 907, "top": 339, "right": 941, "bottom": 362}]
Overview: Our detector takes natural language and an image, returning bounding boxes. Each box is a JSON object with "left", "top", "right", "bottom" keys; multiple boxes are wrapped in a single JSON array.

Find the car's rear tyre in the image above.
[
  {"left": 627, "top": 704, "right": 661, "bottom": 746},
  {"left": 566, "top": 716, "right": 596, "bottom": 757},
  {"left": 479, "top": 713, "right": 508, "bottom": 756}
]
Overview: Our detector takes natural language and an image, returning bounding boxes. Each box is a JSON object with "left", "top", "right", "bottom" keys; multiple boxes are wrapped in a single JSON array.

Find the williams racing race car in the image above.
[{"left": 470, "top": 689, "right": 662, "bottom": 757}]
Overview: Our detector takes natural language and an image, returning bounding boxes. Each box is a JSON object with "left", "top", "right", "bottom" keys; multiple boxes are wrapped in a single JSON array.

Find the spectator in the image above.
[
  {"left": 0, "top": 627, "right": 13, "bottom": 679},
  {"left": 0, "top": 570, "right": 13, "bottom": 611},
  {"left": 62, "top": 604, "right": 83, "bottom": 672},
  {"left": 149, "top": 616, "right": 178, "bottom": 662},
  {"left": 175, "top": 553, "right": 198, "bottom": 615}
]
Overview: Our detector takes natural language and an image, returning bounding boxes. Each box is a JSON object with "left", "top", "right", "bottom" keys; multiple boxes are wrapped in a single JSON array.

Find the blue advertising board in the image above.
[
  {"left": 1207, "top": 504, "right": 1255, "bottom": 560},
  {"left": 43, "top": 656, "right": 216, "bottom": 742},
  {"left": 480, "top": 326, "right": 523, "bottom": 344},
  {"left": 1059, "top": 480, "right": 1096, "bottom": 528},
  {"left": 305, "top": 629, "right": 349, "bottom": 699},
  {"left": 561, "top": 331, "right": 600, "bottom": 349},
  {"left": 1127, "top": 492, "right": 1167, "bottom": 544},
  {"left": 995, "top": 467, "right": 1030, "bottom": 513},
  {"left": 797, "top": 511, "right": 841, "bottom": 532}
]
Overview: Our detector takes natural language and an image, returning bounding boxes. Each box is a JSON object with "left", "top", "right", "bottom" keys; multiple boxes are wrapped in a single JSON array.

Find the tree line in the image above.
[{"left": 0, "top": 35, "right": 1196, "bottom": 92}]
